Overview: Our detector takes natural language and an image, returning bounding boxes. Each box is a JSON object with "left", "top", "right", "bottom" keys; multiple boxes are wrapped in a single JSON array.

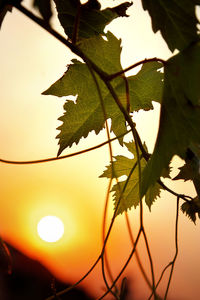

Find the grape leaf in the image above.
[
  {"left": 43, "top": 33, "right": 163, "bottom": 155},
  {"left": 33, "top": 0, "right": 52, "bottom": 23},
  {"left": 174, "top": 148, "right": 200, "bottom": 198},
  {"left": 43, "top": 33, "right": 126, "bottom": 154},
  {"left": 100, "top": 141, "right": 164, "bottom": 215},
  {"left": 142, "top": 0, "right": 200, "bottom": 52},
  {"left": 181, "top": 197, "right": 200, "bottom": 223},
  {"left": 141, "top": 42, "right": 200, "bottom": 198},
  {"left": 54, "top": 0, "right": 132, "bottom": 41}
]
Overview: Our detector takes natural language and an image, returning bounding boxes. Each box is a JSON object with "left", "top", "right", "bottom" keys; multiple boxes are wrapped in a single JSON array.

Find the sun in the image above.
[{"left": 37, "top": 216, "right": 64, "bottom": 243}]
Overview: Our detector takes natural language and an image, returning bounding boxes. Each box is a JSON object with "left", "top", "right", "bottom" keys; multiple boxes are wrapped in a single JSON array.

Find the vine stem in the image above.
[
  {"left": 86, "top": 61, "right": 119, "bottom": 298},
  {"left": 148, "top": 196, "right": 180, "bottom": 300},
  {"left": 0, "top": 133, "right": 130, "bottom": 165},
  {"left": 108, "top": 58, "right": 165, "bottom": 81},
  {"left": 164, "top": 196, "right": 180, "bottom": 299},
  {"left": 132, "top": 126, "right": 157, "bottom": 299},
  {"left": 102, "top": 179, "right": 117, "bottom": 289},
  {"left": 97, "top": 228, "right": 142, "bottom": 300},
  {"left": 125, "top": 213, "right": 152, "bottom": 289}
]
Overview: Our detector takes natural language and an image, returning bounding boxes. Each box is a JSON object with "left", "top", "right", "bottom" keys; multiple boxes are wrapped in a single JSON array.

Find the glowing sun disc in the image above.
[{"left": 37, "top": 216, "right": 64, "bottom": 243}]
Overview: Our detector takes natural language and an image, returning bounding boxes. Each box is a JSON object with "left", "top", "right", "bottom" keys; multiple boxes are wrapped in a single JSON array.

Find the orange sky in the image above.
[{"left": 0, "top": 1, "right": 200, "bottom": 299}]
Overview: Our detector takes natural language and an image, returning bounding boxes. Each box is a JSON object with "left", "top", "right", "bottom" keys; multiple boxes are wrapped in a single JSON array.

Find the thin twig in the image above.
[
  {"left": 158, "top": 180, "right": 192, "bottom": 203},
  {"left": 133, "top": 127, "right": 156, "bottom": 299},
  {"left": 148, "top": 196, "right": 180, "bottom": 300},
  {"left": 107, "top": 58, "right": 165, "bottom": 81},
  {"left": 164, "top": 196, "right": 180, "bottom": 299},
  {"left": 125, "top": 213, "right": 152, "bottom": 289},
  {"left": 0, "top": 132, "right": 130, "bottom": 165},
  {"left": 142, "top": 229, "right": 156, "bottom": 299},
  {"left": 102, "top": 179, "right": 118, "bottom": 290},
  {"left": 97, "top": 228, "right": 142, "bottom": 300}
]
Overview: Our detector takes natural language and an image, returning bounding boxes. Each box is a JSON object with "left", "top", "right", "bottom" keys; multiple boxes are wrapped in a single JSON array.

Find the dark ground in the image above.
[{"left": 0, "top": 241, "right": 94, "bottom": 300}]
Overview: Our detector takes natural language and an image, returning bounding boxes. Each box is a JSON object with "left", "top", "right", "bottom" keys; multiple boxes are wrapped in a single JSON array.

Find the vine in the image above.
[{"left": 0, "top": 0, "right": 200, "bottom": 299}]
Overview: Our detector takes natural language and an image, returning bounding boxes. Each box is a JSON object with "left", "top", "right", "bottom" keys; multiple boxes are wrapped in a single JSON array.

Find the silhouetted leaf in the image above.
[
  {"left": 174, "top": 148, "right": 200, "bottom": 198},
  {"left": 181, "top": 197, "right": 200, "bottom": 223},
  {"left": 142, "top": 0, "right": 200, "bottom": 52},
  {"left": 54, "top": 0, "right": 132, "bottom": 41},
  {"left": 141, "top": 42, "right": 200, "bottom": 198},
  {"left": 33, "top": 0, "right": 52, "bottom": 23}
]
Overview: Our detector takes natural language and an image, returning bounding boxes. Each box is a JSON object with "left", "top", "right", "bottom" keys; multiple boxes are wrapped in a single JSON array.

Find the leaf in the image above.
[
  {"left": 181, "top": 197, "right": 200, "bottom": 223},
  {"left": 174, "top": 148, "right": 200, "bottom": 198},
  {"left": 33, "top": 0, "right": 52, "bottom": 23},
  {"left": 54, "top": 0, "right": 132, "bottom": 41},
  {"left": 141, "top": 42, "right": 200, "bottom": 198},
  {"left": 43, "top": 33, "right": 126, "bottom": 154},
  {"left": 43, "top": 33, "right": 164, "bottom": 155},
  {"left": 100, "top": 141, "right": 163, "bottom": 215},
  {"left": 142, "top": 0, "right": 200, "bottom": 52}
]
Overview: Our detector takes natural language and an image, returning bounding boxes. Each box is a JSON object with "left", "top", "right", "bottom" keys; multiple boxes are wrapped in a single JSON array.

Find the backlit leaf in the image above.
[
  {"left": 43, "top": 33, "right": 126, "bottom": 154},
  {"left": 43, "top": 33, "right": 163, "bottom": 155},
  {"left": 100, "top": 141, "right": 163, "bottom": 214}
]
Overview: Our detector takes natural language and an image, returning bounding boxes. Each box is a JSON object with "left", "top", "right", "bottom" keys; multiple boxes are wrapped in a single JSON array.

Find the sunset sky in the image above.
[{"left": 0, "top": 1, "right": 200, "bottom": 299}]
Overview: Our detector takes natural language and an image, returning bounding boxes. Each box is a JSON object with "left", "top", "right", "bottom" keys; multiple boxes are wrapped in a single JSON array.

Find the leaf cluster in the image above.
[
  {"left": 100, "top": 141, "right": 169, "bottom": 215},
  {"left": 1, "top": 0, "right": 200, "bottom": 221}
]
